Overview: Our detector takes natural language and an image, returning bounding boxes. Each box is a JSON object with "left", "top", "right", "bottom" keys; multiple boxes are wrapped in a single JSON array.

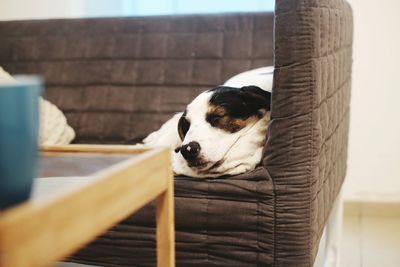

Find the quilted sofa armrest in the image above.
[{"left": 264, "top": 0, "right": 353, "bottom": 265}]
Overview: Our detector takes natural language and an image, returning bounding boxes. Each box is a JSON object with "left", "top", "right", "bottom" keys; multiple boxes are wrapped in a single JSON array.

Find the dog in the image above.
[{"left": 141, "top": 85, "right": 271, "bottom": 178}]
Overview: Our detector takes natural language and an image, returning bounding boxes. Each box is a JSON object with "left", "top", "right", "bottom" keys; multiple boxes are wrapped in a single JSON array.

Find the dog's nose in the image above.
[{"left": 181, "top": 141, "right": 201, "bottom": 160}]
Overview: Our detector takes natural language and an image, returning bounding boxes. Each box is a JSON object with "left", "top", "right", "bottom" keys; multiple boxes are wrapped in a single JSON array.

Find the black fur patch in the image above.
[
  {"left": 206, "top": 86, "right": 271, "bottom": 132},
  {"left": 208, "top": 86, "right": 271, "bottom": 118},
  {"left": 178, "top": 110, "right": 190, "bottom": 140}
]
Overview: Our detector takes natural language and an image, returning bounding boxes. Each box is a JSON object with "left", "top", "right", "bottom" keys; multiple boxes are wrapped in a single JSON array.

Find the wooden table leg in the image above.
[{"left": 156, "top": 167, "right": 175, "bottom": 267}]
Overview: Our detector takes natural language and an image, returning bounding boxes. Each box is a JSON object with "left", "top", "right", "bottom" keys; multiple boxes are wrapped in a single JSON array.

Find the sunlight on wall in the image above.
[
  {"left": 84, "top": 0, "right": 275, "bottom": 17},
  {"left": 0, "top": 0, "right": 274, "bottom": 21}
]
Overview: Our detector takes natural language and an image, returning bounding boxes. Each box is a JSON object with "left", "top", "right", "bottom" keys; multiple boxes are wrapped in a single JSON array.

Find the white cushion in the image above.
[
  {"left": 0, "top": 66, "right": 75, "bottom": 146},
  {"left": 223, "top": 66, "right": 274, "bottom": 92}
]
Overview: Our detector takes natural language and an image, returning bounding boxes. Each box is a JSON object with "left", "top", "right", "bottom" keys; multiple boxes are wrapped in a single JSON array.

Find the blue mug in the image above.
[{"left": 0, "top": 76, "right": 43, "bottom": 209}]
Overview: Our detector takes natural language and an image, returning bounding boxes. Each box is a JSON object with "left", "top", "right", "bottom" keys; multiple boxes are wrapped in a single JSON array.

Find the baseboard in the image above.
[{"left": 344, "top": 200, "right": 400, "bottom": 217}]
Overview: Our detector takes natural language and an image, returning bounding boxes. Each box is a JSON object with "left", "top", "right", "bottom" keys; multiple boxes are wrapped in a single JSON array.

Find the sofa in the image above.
[{"left": 0, "top": 0, "right": 353, "bottom": 266}]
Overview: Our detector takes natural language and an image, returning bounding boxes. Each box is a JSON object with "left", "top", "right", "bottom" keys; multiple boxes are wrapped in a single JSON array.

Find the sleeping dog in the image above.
[{"left": 141, "top": 85, "right": 271, "bottom": 178}]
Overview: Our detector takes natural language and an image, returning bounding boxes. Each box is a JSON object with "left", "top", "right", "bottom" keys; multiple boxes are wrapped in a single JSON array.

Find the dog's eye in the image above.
[
  {"left": 206, "top": 114, "right": 223, "bottom": 126},
  {"left": 178, "top": 116, "right": 190, "bottom": 140}
]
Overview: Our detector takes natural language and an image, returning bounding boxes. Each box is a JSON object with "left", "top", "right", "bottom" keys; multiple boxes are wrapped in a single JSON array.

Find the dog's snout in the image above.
[{"left": 181, "top": 141, "right": 201, "bottom": 160}]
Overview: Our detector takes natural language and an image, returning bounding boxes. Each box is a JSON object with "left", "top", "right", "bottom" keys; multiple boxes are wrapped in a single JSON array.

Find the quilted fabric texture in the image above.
[
  {"left": 0, "top": 13, "right": 273, "bottom": 144},
  {"left": 265, "top": 0, "right": 353, "bottom": 265},
  {"left": 0, "top": 0, "right": 353, "bottom": 265},
  {"left": 69, "top": 169, "right": 275, "bottom": 267}
]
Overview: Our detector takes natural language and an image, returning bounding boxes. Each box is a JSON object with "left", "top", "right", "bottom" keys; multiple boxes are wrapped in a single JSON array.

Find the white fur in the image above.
[
  {"left": 141, "top": 90, "right": 269, "bottom": 178},
  {"left": 142, "top": 112, "right": 183, "bottom": 148}
]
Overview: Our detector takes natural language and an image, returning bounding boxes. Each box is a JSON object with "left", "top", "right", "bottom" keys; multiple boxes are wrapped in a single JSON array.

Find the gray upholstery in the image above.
[
  {"left": 0, "top": 13, "right": 273, "bottom": 144},
  {"left": 267, "top": 0, "right": 353, "bottom": 265},
  {"left": 0, "top": 0, "right": 353, "bottom": 266}
]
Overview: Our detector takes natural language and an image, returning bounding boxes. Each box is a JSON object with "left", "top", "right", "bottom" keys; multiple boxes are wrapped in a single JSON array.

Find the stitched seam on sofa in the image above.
[
  {"left": 270, "top": 157, "right": 277, "bottom": 267},
  {"left": 275, "top": 44, "right": 351, "bottom": 69},
  {"left": 309, "top": 2, "right": 351, "bottom": 262},
  {"left": 274, "top": 45, "right": 351, "bottom": 73},
  {"left": 270, "top": 59, "right": 350, "bottom": 123},
  {"left": 0, "top": 56, "right": 275, "bottom": 65},
  {"left": 313, "top": 174, "right": 347, "bottom": 258},
  {"left": 309, "top": 45, "right": 352, "bottom": 66},
  {"left": 308, "top": 5, "right": 350, "bottom": 11},
  {"left": 273, "top": 3, "right": 320, "bottom": 263},
  {"left": 307, "top": 3, "right": 319, "bottom": 264},
  {"left": 174, "top": 195, "right": 268, "bottom": 203},
  {"left": 270, "top": 24, "right": 277, "bottom": 263},
  {"left": 270, "top": 28, "right": 277, "bottom": 266},
  {"left": 313, "top": 76, "right": 351, "bottom": 110},
  {"left": 274, "top": 59, "right": 311, "bottom": 69},
  {"left": 250, "top": 16, "right": 263, "bottom": 267},
  {"left": 313, "top": 107, "right": 350, "bottom": 159},
  {"left": 221, "top": 23, "right": 226, "bottom": 69},
  {"left": 101, "top": 36, "right": 116, "bottom": 141},
  {"left": 311, "top": 137, "right": 348, "bottom": 202}
]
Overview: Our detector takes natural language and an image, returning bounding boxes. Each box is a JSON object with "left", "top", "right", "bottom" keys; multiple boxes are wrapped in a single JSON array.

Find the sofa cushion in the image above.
[{"left": 69, "top": 169, "right": 275, "bottom": 267}]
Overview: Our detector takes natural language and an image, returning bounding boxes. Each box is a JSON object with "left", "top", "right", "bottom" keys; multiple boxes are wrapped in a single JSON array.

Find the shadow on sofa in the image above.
[{"left": 0, "top": 0, "right": 353, "bottom": 266}]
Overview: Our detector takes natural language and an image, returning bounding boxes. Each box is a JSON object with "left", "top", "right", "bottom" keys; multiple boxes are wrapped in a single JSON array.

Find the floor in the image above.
[{"left": 340, "top": 205, "right": 400, "bottom": 267}]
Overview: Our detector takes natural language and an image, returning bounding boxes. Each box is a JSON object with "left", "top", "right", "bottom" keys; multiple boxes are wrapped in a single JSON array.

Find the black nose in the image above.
[{"left": 181, "top": 141, "right": 201, "bottom": 160}]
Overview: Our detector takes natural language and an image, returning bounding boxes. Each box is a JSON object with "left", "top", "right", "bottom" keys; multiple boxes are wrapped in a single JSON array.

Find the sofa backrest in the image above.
[{"left": 0, "top": 13, "right": 274, "bottom": 144}]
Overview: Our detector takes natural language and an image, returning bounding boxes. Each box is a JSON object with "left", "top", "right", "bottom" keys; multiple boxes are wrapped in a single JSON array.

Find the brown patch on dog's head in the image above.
[{"left": 206, "top": 105, "right": 259, "bottom": 133}]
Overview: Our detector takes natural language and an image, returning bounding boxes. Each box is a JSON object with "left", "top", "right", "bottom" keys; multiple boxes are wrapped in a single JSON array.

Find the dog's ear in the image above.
[{"left": 240, "top": 85, "right": 271, "bottom": 111}]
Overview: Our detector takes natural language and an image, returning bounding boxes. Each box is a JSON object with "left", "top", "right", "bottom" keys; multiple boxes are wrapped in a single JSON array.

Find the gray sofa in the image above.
[{"left": 0, "top": 0, "right": 353, "bottom": 266}]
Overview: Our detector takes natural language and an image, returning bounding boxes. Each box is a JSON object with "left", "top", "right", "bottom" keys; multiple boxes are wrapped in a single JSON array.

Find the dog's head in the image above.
[{"left": 174, "top": 85, "right": 271, "bottom": 175}]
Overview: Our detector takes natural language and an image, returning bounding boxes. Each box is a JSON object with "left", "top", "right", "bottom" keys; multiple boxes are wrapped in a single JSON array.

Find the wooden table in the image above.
[{"left": 0, "top": 145, "right": 175, "bottom": 267}]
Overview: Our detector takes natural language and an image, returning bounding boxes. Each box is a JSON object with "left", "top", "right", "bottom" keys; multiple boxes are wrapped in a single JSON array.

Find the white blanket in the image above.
[{"left": 0, "top": 67, "right": 75, "bottom": 146}]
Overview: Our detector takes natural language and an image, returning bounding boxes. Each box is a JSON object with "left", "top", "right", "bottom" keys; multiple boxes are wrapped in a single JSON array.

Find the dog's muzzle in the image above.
[{"left": 180, "top": 141, "right": 201, "bottom": 161}]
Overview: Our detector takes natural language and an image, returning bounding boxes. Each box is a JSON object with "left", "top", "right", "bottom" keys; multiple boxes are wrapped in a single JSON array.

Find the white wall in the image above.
[
  {"left": 0, "top": 0, "right": 84, "bottom": 20},
  {"left": 344, "top": 0, "right": 400, "bottom": 200}
]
